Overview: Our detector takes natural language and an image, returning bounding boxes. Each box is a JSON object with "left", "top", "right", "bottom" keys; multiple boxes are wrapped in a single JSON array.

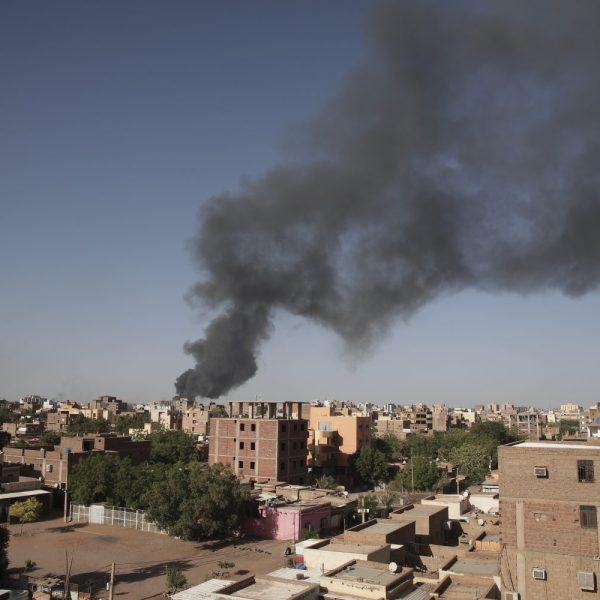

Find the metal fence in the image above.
[{"left": 70, "top": 503, "right": 164, "bottom": 534}]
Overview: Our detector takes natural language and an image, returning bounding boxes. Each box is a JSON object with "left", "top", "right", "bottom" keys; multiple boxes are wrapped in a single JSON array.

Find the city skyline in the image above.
[{"left": 2, "top": 1, "right": 600, "bottom": 407}]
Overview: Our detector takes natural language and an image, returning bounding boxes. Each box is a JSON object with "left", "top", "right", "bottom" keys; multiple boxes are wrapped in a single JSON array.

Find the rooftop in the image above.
[
  {"left": 171, "top": 579, "right": 235, "bottom": 599},
  {"left": 329, "top": 563, "right": 399, "bottom": 586},
  {"left": 514, "top": 441, "right": 600, "bottom": 450},
  {"left": 227, "top": 578, "right": 314, "bottom": 600},
  {"left": 393, "top": 504, "right": 447, "bottom": 517},
  {"left": 359, "top": 521, "right": 406, "bottom": 535},
  {"left": 446, "top": 559, "right": 499, "bottom": 577},
  {"left": 324, "top": 542, "right": 388, "bottom": 555}
]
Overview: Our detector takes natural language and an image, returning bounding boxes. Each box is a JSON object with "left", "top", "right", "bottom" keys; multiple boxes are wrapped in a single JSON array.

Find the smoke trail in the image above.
[{"left": 176, "top": 0, "right": 600, "bottom": 399}]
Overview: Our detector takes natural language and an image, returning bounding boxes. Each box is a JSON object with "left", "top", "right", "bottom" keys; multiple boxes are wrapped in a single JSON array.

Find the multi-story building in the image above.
[
  {"left": 209, "top": 401, "right": 309, "bottom": 484},
  {"left": 499, "top": 440, "right": 600, "bottom": 599},
  {"left": 506, "top": 410, "right": 544, "bottom": 440},
  {"left": 19, "top": 395, "right": 46, "bottom": 413},
  {"left": 182, "top": 404, "right": 211, "bottom": 436},
  {"left": 3, "top": 434, "right": 150, "bottom": 489},
  {"left": 308, "top": 405, "right": 371, "bottom": 479}
]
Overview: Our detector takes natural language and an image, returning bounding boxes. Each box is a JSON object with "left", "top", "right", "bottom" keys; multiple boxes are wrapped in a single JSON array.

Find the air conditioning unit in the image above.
[
  {"left": 504, "top": 592, "right": 520, "bottom": 600},
  {"left": 534, "top": 466, "right": 548, "bottom": 478},
  {"left": 532, "top": 567, "right": 546, "bottom": 580},
  {"left": 577, "top": 571, "right": 596, "bottom": 591}
]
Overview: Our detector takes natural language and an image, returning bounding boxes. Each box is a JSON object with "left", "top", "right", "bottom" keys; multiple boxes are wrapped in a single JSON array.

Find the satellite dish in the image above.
[{"left": 388, "top": 562, "right": 398, "bottom": 573}]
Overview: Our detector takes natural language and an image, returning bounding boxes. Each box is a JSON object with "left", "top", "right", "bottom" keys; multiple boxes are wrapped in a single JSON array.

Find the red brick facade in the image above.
[
  {"left": 499, "top": 442, "right": 600, "bottom": 599},
  {"left": 209, "top": 416, "right": 309, "bottom": 484}
]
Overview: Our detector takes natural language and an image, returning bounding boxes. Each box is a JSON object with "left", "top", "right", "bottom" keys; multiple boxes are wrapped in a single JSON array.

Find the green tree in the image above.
[
  {"left": 395, "top": 456, "right": 441, "bottom": 492},
  {"left": 315, "top": 474, "right": 337, "bottom": 490},
  {"left": 358, "top": 494, "right": 379, "bottom": 519},
  {"left": 66, "top": 415, "right": 110, "bottom": 435},
  {"left": 0, "top": 527, "right": 9, "bottom": 576},
  {"left": 378, "top": 489, "right": 398, "bottom": 516},
  {"left": 115, "top": 413, "right": 150, "bottom": 435},
  {"left": 145, "top": 462, "right": 249, "bottom": 540},
  {"left": 70, "top": 453, "right": 120, "bottom": 506},
  {"left": 39, "top": 431, "right": 61, "bottom": 446},
  {"left": 70, "top": 453, "right": 157, "bottom": 508},
  {"left": 0, "top": 431, "right": 10, "bottom": 449},
  {"left": 372, "top": 433, "right": 402, "bottom": 461},
  {"left": 10, "top": 498, "right": 42, "bottom": 534},
  {"left": 0, "top": 408, "right": 20, "bottom": 423},
  {"left": 148, "top": 430, "right": 198, "bottom": 464},
  {"left": 558, "top": 419, "right": 580, "bottom": 439},
  {"left": 165, "top": 565, "right": 187, "bottom": 593},
  {"left": 349, "top": 447, "right": 389, "bottom": 487},
  {"left": 449, "top": 444, "right": 490, "bottom": 485}
]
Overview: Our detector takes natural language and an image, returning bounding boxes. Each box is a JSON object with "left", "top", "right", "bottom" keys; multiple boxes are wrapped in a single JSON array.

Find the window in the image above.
[
  {"left": 292, "top": 460, "right": 297, "bottom": 469},
  {"left": 580, "top": 505, "right": 597, "bottom": 529},
  {"left": 240, "top": 424, "right": 245, "bottom": 431},
  {"left": 238, "top": 460, "right": 244, "bottom": 469},
  {"left": 300, "top": 423, "right": 305, "bottom": 431},
  {"left": 293, "top": 423, "right": 298, "bottom": 432},
  {"left": 281, "top": 442, "right": 286, "bottom": 451},
  {"left": 250, "top": 461, "right": 255, "bottom": 469},
  {"left": 251, "top": 423, "right": 256, "bottom": 432},
  {"left": 300, "top": 459, "right": 304, "bottom": 467},
  {"left": 240, "top": 442, "right": 245, "bottom": 450},
  {"left": 250, "top": 442, "right": 255, "bottom": 450},
  {"left": 281, "top": 424, "right": 287, "bottom": 433},
  {"left": 292, "top": 442, "right": 297, "bottom": 450},
  {"left": 280, "top": 462, "right": 286, "bottom": 471},
  {"left": 578, "top": 460, "right": 594, "bottom": 482}
]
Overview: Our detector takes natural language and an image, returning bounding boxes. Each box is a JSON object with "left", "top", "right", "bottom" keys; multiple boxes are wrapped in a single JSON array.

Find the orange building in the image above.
[{"left": 308, "top": 405, "right": 372, "bottom": 480}]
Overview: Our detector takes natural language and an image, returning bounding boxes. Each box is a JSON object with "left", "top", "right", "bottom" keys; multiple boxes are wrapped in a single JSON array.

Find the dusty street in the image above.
[{"left": 8, "top": 515, "right": 291, "bottom": 599}]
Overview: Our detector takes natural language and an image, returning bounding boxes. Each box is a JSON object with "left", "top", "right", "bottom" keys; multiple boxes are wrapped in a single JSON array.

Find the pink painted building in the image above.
[{"left": 242, "top": 501, "right": 339, "bottom": 541}]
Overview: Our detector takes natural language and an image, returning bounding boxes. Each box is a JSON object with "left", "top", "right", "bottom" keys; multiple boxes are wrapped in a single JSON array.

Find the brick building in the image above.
[
  {"left": 3, "top": 434, "right": 150, "bottom": 489},
  {"left": 499, "top": 440, "right": 600, "bottom": 599},
  {"left": 209, "top": 401, "right": 309, "bottom": 484}
]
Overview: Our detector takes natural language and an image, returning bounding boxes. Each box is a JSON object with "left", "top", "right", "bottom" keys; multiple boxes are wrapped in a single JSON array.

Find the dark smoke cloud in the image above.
[{"left": 176, "top": 0, "right": 600, "bottom": 399}]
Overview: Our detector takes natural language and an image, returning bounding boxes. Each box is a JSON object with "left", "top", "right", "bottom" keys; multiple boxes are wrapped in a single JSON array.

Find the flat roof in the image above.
[
  {"left": 330, "top": 564, "right": 399, "bottom": 586},
  {"left": 447, "top": 560, "right": 499, "bottom": 577},
  {"left": 267, "top": 567, "right": 323, "bottom": 584},
  {"left": 516, "top": 441, "right": 600, "bottom": 450},
  {"left": 394, "top": 504, "right": 447, "bottom": 517},
  {"left": 228, "top": 578, "right": 313, "bottom": 600},
  {"left": 361, "top": 521, "right": 407, "bottom": 534},
  {"left": 0, "top": 489, "right": 51, "bottom": 501},
  {"left": 322, "top": 543, "right": 386, "bottom": 554},
  {"left": 171, "top": 579, "right": 234, "bottom": 599}
]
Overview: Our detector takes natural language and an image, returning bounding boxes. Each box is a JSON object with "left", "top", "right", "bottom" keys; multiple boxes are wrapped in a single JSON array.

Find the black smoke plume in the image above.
[{"left": 176, "top": 0, "right": 600, "bottom": 399}]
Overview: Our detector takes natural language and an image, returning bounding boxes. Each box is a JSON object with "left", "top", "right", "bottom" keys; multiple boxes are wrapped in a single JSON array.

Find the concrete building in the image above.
[
  {"left": 308, "top": 405, "right": 371, "bottom": 479},
  {"left": 182, "top": 404, "right": 211, "bottom": 436},
  {"left": 389, "top": 504, "right": 449, "bottom": 546},
  {"left": 3, "top": 434, "right": 150, "bottom": 489},
  {"left": 506, "top": 411, "right": 544, "bottom": 440},
  {"left": 19, "top": 395, "right": 45, "bottom": 413},
  {"left": 499, "top": 440, "right": 600, "bottom": 599},
  {"left": 209, "top": 401, "right": 309, "bottom": 484}
]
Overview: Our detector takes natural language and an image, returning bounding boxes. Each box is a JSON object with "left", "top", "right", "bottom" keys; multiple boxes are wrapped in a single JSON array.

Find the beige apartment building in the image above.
[{"left": 308, "top": 405, "right": 371, "bottom": 479}]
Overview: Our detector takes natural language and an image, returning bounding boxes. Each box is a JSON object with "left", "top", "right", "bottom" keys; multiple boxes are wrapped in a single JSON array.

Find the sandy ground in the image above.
[{"left": 7, "top": 515, "right": 291, "bottom": 599}]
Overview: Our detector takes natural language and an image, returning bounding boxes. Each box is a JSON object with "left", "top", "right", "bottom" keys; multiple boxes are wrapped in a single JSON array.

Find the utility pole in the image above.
[
  {"left": 456, "top": 467, "right": 460, "bottom": 495},
  {"left": 109, "top": 562, "right": 115, "bottom": 600},
  {"left": 410, "top": 452, "right": 415, "bottom": 493},
  {"left": 63, "top": 483, "right": 69, "bottom": 523}
]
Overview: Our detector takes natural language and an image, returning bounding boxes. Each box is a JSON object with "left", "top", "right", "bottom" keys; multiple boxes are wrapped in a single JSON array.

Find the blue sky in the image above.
[{"left": 1, "top": 1, "right": 599, "bottom": 407}]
